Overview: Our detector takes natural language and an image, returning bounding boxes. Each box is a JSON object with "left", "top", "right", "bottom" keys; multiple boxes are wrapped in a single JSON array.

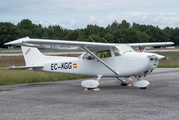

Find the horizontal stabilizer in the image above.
[{"left": 6, "top": 65, "right": 43, "bottom": 70}]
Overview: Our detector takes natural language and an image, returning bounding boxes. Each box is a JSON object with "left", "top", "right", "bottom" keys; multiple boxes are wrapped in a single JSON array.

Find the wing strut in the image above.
[
  {"left": 139, "top": 47, "right": 147, "bottom": 52},
  {"left": 82, "top": 46, "right": 119, "bottom": 75}
]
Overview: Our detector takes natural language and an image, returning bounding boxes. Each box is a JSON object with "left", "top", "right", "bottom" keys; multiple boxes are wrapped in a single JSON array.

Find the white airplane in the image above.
[{"left": 5, "top": 37, "right": 174, "bottom": 91}]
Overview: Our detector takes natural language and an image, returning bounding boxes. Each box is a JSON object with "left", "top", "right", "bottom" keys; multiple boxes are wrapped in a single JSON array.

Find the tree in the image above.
[
  {"left": 98, "top": 31, "right": 106, "bottom": 38},
  {"left": 171, "top": 27, "right": 179, "bottom": 45},
  {"left": 17, "top": 19, "right": 34, "bottom": 30},
  {"left": 111, "top": 21, "right": 118, "bottom": 30},
  {"left": 122, "top": 29, "right": 141, "bottom": 43},
  {"left": 42, "top": 31, "right": 49, "bottom": 39},
  {"left": 119, "top": 20, "right": 131, "bottom": 29},
  {"left": 0, "top": 22, "right": 18, "bottom": 48},
  {"left": 17, "top": 19, "right": 41, "bottom": 38},
  {"left": 0, "top": 19, "right": 177, "bottom": 48},
  {"left": 86, "top": 24, "right": 100, "bottom": 35},
  {"left": 104, "top": 33, "right": 114, "bottom": 43},
  {"left": 88, "top": 34, "right": 101, "bottom": 42},
  {"left": 131, "top": 22, "right": 140, "bottom": 30},
  {"left": 112, "top": 29, "right": 124, "bottom": 43},
  {"left": 64, "top": 30, "right": 79, "bottom": 40},
  {"left": 145, "top": 26, "right": 159, "bottom": 42},
  {"left": 77, "top": 33, "right": 88, "bottom": 41},
  {"left": 136, "top": 31, "right": 150, "bottom": 42}
]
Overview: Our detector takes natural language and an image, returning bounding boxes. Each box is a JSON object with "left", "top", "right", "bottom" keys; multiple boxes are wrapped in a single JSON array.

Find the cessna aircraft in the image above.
[{"left": 5, "top": 37, "right": 174, "bottom": 91}]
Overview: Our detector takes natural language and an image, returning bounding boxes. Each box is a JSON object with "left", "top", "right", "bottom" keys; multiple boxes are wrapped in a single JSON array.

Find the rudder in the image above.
[{"left": 21, "top": 46, "right": 45, "bottom": 66}]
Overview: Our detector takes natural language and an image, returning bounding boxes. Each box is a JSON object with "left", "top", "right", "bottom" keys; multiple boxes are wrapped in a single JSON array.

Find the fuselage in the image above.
[{"left": 34, "top": 51, "right": 159, "bottom": 77}]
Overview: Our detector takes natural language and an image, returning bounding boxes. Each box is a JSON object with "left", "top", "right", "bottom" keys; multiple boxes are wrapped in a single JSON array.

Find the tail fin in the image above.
[{"left": 21, "top": 46, "right": 45, "bottom": 66}]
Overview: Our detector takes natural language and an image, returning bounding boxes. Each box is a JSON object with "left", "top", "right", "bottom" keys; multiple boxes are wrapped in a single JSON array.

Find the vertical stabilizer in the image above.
[{"left": 21, "top": 46, "right": 45, "bottom": 66}]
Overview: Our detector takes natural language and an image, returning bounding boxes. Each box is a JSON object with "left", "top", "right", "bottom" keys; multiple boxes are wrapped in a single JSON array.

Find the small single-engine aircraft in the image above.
[{"left": 5, "top": 37, "right": 174, "bottom": 91}]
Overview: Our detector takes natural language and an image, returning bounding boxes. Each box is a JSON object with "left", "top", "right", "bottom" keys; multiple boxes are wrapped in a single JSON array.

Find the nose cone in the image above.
[
  {"left": 147, "top": 54, "right": 168, "bottom": 61},
  {"left": 155, "top": 54, "right": 168, "bottom": 60}
]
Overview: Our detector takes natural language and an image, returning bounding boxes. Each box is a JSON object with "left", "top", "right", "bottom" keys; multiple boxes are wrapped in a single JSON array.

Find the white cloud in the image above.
[
  {"left": 1, "top": 0, "right": 179, "bottom": 15},
  {"left": 1, "top": 0, "right": 179, "bottom": 29},
  {"left": 89, "top": 16, "right": 96, "bottom": 22},
  {"left": 70, "top": 20, "right": 75, "bottom": 27},
  {"left": 90, "top": 12, "right": 179, "bottom": 28},
  {"left": 39, "top": 21, "right": 63, "bottom": 27}
]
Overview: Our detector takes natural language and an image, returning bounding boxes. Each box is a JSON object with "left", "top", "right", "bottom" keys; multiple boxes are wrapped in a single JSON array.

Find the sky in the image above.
[{"left": 1, "top": 0, "right": 179, "bottom": 29}]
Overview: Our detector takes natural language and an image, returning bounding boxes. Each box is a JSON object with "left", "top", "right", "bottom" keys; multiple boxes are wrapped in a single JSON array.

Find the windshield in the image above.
[{"left": 116, "top": 44, "right": 135, "bottom": 54}]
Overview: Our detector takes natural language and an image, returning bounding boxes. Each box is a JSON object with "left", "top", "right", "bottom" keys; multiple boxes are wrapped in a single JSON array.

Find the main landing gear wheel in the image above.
[
  {"left": 81, "top": 76, "right": 102, "bottom": 91},
  {"left": 84, "top": 88, "right": 100, "bottom": 91},
  {"left": 119, "top": 84, "right": 132, "bottom": 87},
  {"left": 140, "top": 87, "right": 147, "bottom": 89}
]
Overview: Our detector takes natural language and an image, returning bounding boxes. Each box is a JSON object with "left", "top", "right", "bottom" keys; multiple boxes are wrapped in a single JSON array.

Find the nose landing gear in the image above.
[{"left": 133, "top": 76, "right": 150, "bottom": 89}]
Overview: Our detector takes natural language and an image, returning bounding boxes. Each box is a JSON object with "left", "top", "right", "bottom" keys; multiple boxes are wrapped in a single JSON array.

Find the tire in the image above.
[{"left": 140, "top": 87, "right": 147, "bottom": 89}]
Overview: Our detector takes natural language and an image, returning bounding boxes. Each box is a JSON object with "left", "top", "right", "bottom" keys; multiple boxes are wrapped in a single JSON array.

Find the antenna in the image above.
[
  {"left": 102, "top": 38, "right": 109, "bottom": 43},
  {"left": 89, "top": 36, "right": 95, "bottom": 42}
]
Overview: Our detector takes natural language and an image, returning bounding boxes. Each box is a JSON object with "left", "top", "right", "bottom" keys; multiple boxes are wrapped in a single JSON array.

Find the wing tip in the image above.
[{"left": 4, "top": 37, "right": 30, "bottom": 45}]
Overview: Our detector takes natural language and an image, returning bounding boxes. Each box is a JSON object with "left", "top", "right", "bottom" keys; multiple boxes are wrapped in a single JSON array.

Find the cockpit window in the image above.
[
  {"left": 97, "top": 50, "right": 111, "bottom": 58},
  {"left": 115, "top": 44, "right": 135, "bottom": 54},
  {"left": 113, "top": 48, "right": 120, "bottom": 56},
  {"left": 82, "top": 53, "right": 94, "bottom": 60}
]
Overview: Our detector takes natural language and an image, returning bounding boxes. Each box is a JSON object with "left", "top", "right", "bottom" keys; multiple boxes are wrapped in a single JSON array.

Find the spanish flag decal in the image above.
[{"left": 73, "top": 63, "right": 77, "bottom": 68}]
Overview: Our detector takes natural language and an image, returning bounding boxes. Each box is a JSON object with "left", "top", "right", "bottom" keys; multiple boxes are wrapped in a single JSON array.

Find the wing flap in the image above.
[{"left": 6, "top": 65, "right": 43, "bottom": 70}]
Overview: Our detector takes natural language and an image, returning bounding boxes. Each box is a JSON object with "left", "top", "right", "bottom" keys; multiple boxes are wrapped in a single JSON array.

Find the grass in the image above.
[
  {"left": 0, "top": 52, "right": 22, "bottom": 54},
  {"left": 0, "top": 52, "right": 178, "bottom": 86},
  {"left": 0, "top": 70, "right": 92, "bottom": 86},
  {"left": 0, "top": 54, "right": 93, "bottom": 86},
  {"left": 0, "top": 88, "right": 13, "bottom": 91},
  {"left": 155, "top": 52, "right": 179, "bottom": 68},
  {"left": 0, "top": 56, "right": 25, "bottom": 67},
  {"left": 4, "top": 88, "right": 13, "bottom": 91}
]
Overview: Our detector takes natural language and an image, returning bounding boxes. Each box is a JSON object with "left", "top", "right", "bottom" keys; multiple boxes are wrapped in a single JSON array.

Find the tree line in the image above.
[{"left": 0, "top": 19, "right": 179, "bottom": 48}]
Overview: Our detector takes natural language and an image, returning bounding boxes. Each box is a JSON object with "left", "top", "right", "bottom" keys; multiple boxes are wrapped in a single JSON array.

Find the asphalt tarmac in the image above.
[{"left": 0, "top": 68, "right": 179, "bottom": 120}]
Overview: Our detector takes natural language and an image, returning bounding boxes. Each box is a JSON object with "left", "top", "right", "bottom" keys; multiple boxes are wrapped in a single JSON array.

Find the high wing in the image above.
[
  {"left": 5, "top": 37, "right": 174, "bottom": 51},
  {"left": 5, "top": 37, "right": 115, "bottom": 51}
]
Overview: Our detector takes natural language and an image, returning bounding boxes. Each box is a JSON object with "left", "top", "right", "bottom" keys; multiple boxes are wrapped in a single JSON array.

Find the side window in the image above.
[
  {"left": 97, "top": 50, "right": 111, "bottom": 58},
  {"left": 113, "top": 48, "right": 120, "bottom": 56},
  {"left": 82, "top": 53, "right": 94, "bottom": 60}
]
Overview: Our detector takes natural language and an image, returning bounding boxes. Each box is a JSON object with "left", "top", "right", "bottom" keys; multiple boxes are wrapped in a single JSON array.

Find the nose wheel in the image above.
[{"left": 133, "top": 76, "right": 150, "bottom": 89}]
